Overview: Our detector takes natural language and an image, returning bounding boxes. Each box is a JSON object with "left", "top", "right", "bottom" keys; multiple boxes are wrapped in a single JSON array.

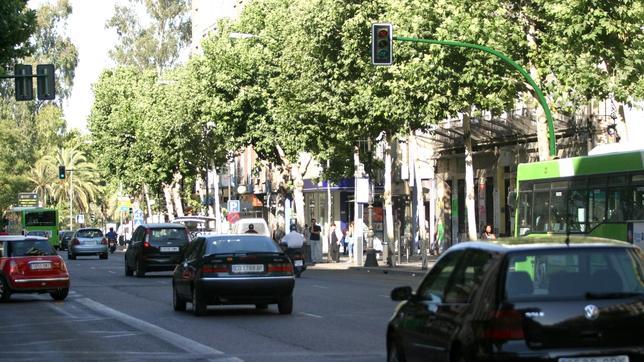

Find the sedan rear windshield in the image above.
[
  {"left": 205, "top": 237, "right": 281, "bottom": 255},
  {"left": 505, "top": 248, "right": 644, "bottom": 301},
  {"left": 149, "top": 228, "right": 188, "bottom": 245},
  {"left": 76, "top": 229, "right": 103, "bottom": 238},
  {"left": 9, "top": 240, "right": 55, "bottom": 257}
]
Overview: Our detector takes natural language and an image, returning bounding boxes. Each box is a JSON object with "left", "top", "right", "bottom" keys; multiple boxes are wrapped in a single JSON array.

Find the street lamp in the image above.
[{"left": 364, "top": 182, "right": 378, "bottom": 267}]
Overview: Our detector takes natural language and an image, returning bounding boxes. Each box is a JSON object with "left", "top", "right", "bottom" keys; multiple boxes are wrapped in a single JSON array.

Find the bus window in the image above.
[
  {"left": 550, "top": 190, "right": 567, "bottom": 232},
  {"left": 588, "top": 189, "right": 607, "bottom": 229},
  {"left": 607, "top": 189, "right": 628, "bottom": 222},
  {"left": 24, "top": 211, "right": 57, "bottom": 226},
  {"left": 567, "top": 189, "right": 587, "bottom": 232},
  {"left": 519, "top": 191, "right": 532, "bottom": 235},
  {"left": 533, "top": 190, "right": 549, "bottom": 232},
  {"left": 632, "top": 186, "right": 644, "bottom": 220}
]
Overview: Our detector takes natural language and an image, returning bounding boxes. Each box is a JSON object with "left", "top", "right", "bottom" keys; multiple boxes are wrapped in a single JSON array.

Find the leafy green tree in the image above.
[
  {"left": 106, "top": 0, "right": 191, "bottom": 73},
  {"left": 0, "top": 0, "right": 36, "bottom": 70}
]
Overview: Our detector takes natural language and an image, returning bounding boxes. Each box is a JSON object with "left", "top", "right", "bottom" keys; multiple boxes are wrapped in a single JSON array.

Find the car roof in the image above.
[
  {"left": 202, "top": 234, "right": 272, "bottom": 240},
  {"left": 75, "top": 227, "right": 102, "bottom": 231},
  {"left": 0, "top": 236, "right": 48, "bottom": 242},
  {"left": 139, "top": 223, "right": 188, "bottom": 229},
  {"left": 235, "top": 218, "right": 267, "bottom": 223},
  {"left": 448, "top": 235, "right": 635, "bottom": 253}
]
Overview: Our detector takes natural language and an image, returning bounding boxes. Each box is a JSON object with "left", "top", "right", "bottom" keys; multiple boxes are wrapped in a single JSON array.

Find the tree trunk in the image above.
[
  {"left": 196, "top": 175, "right": 207, "bottom": 216},
  {"left": 464, "top": 113, "right": 478, "bottom": 240},
  {"left": 291, "top": 165, "right": 305, "bottom": 231},
  {"left": 163, "top": 183, "right": 174, "bottom": 221},
  {"left": 142, "top": 184, "right": 153, "bottom": 222},
  {"left": 353, "top": 145, "right": 363, "bottom": 265},
  {"left": 412, "top": 134, "right": 427, "bottom": 266},
  {"left": 384, "top": 136, "right": 395, "bottom": 266},
  {"left": 527, "top": 24, "right": 551, "bottom": 161},
  {"left": 172, "top": 172, "right": 184, "bottom": 217},
  {"left": 212, "top": 166, "right": 221, "bottom": 232}
]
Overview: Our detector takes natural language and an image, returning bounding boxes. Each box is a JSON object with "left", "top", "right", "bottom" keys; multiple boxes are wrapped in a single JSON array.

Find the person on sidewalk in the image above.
[
  {"left": 481, "top": 224, "right": 496, "bottom": 240},
  {"left": 347, "top": 222, "right": 355, "bottom": 262},
  {"left": 329, "top": 223, "right": 340, "bottom": 262},
  {"left": 309, "top": 218, "right": 322, "bottom": 262}
]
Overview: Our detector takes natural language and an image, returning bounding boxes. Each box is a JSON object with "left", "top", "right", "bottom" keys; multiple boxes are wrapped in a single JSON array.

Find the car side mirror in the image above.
[{"left": 391, "top": 286, "right": 413, "bottom": 301}]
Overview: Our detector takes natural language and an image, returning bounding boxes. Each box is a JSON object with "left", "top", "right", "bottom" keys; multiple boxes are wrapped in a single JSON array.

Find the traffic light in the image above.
[
  {"left": 371, "top": 23, "right": 393, "bottom": 66},
  {"left": 58, "top": 165, "right": 66, "bottom": 179},
  {"left": 36, "top": 64, "right": 56, "bottom": 100},
  {"left": 14, "top": 64, "right": 33, "bottom": 101}
]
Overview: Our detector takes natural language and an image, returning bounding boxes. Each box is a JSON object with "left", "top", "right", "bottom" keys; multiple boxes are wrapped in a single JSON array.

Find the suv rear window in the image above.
[
  {"left": 149, "top": 228, "right": 188, "bottom": 246},
  {"left": 505, "top": 248, "right": 644, "bottom": 301},
  {"left": 9, "top": 239, "right": 55, "bottom": 257}
]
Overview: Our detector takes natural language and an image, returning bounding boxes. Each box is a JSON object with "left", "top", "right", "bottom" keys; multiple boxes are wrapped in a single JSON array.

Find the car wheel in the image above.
[
  {"left": 173, "top": 283, "right": 186, "bottom": 312},
  {"left": 0, "top": 276, "right": 11, "bottom": 302},
  {"left": 100, "top": 253, "right": 108, "bottom": 260},
  {"left": 68, "top": 252, "right": 76, "bottom": 260},
  {"left": 134, "top": 259, "right": 145, "bottom": 278},
  {"left": 124, "top": 259, "right": 133, "bottom": 276},
  {"left": 192, "top": 285, "right": 206, "bottom": 316},
  {"left": 50, "top": 288, "right": 69, "bottom": 301},
  {"left": 387, "top": 338, "right": 406, "bottom": 362},
  {"left": 255, "top": 304, "right": 268, "bottom": 310},
  {"left": 295, "top": 271, "right": 302, "bottom": 278},
  {"left": 278, "top": 295, "right": 293, "bottom": 315}
]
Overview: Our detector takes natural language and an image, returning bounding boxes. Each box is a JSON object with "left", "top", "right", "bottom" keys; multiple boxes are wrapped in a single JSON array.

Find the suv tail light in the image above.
[
  {"left": 100, "top": 238, "right": 108, "bottom": 245},
  {"left": 72, "top": 238, "right": 80, "bottom": 245},
  {"left": 268, "top": 263, "right": 294, "bottom": 274},
  {"left": 144, "top": 229, "right": 151, "bottom": 248},
  {"left": 483, "top": 310, "right": 525, "bottom": 341}
]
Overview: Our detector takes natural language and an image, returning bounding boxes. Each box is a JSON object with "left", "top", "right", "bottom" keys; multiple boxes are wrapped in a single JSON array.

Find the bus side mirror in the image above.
[{"left": 507, "top": 191, "right": 517, "bottom": 211}]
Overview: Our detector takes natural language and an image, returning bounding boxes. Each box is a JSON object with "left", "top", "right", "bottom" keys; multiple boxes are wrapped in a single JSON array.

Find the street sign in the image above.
[
  {"left": 76, "top": 214, "right": 85, "bottom": 224},
  {"left": 228, "top": 200, "right": 240, "bottom": 213},
  {"left": 18, "top": 193, "right": 38, "bottom": 207},
  {"left": 133, "top": 209, "right": 144, "bottom": 226}
]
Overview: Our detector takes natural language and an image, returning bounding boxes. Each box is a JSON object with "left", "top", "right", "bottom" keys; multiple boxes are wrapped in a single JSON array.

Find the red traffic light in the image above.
[
  {"left": 372, "top": 23, "right": 393, "bottom": 66},
  {"left": 378, "top": 29, "right": 389, "bottom": 38}
]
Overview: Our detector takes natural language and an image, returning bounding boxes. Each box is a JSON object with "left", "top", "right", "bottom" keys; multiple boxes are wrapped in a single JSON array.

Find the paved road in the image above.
[{"left": 0, "top": 250, "right": 425, "bottom": 361}]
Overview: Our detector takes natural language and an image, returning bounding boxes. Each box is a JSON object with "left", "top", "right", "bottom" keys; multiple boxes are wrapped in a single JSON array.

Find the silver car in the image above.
[{"left": 67, "top": 228, "right": 108, "bottom": 260}]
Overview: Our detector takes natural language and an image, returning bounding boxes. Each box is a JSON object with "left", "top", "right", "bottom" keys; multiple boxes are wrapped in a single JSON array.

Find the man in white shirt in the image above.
[{"left": 281, "top": 224, "right": 304, "bottom": 249}]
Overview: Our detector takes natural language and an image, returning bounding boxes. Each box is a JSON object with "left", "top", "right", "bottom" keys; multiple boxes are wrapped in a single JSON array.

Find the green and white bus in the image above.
[
  {"left": 512, "top": 149, "right": 644, "bottom": 244},
  {"left": 4, "top": 207, "right": 61, "bottom": 249}
]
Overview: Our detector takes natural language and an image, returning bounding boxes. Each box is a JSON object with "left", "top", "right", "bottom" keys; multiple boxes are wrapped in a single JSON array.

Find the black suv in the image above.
[
  {"left": 124, "top": 223, "right": 190, "bottom": 277},
  {"left": 58, "top": 230, "right": 74, "bottom": 251},
  {"left": 387, "top": 236, "right": 643, "bottom": 362}
]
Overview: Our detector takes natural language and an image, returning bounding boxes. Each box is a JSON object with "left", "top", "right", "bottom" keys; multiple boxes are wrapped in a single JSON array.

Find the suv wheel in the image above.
[
  {"left": 278, "top": 295, "right": 293, "bottom": 315},
  {"left": 387, "top": 339, "right": 405, "bottom": 362},
  {"left": 124, "top": 258, "right": 133, "bottom": 276},
  {"left": 192, "top": 285, "right": 206, "bottom": 316},
  {"left": 0, "top": 276, "right": 11, "bottom": 302},
  {"left": 173, "top": 283, "right": 186, "bottom": 311},
  {"left": 99, "top": 253, "right": 108, "bottom": 260},
  {"left": 134, "top": 259, "right": 145, "bottom": 278},
  {"left": 50, "top": 288, "right": 69, "bottom": 301}
]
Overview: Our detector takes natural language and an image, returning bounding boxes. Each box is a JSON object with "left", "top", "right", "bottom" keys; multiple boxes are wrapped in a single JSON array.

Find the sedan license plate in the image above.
[
  {"left": 232, "top": 264, "right": 264, "bottom": 273},
  {"left": 30, "top": 262, "right": 52, "bottom": 270},
  {"left": 160, "top": 246, "right": 179, "bottom": 252},
  {"left": 294, "top": 260, "right": 303, "bottom": 267},
  {"left": 559, "top": 356, "right": 629, "bottom": 362}
]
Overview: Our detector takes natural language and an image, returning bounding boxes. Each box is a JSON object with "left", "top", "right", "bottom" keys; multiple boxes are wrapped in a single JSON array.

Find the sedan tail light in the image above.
[
  {"left": 72, "top": 238, "right": 80, "bottom": 245},
  {"left": 483, "top": 310, "right": 525, "bottom": 341},
  {"left": 268, "top": 263, "right": 294, "bottom": 274},
  {"left": 202, "top": 264, "right": 228, "bottom": 273}
]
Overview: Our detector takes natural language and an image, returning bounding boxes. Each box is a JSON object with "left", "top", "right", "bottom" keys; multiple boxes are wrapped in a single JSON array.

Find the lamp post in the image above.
[{"left": 364, "top": 182, "right": 379, "bottom": 267}]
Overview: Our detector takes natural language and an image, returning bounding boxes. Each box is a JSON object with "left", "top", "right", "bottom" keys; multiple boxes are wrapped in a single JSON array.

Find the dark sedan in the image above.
[
  {"left": 172, "top": 234, "right": 295, "bottom": 316},
  {"left": 387, "top": 236, "right": 644, "bottom": 362}
]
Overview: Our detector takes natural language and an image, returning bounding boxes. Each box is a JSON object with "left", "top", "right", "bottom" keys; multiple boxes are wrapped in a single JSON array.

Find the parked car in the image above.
[
  {"left": 68, "top": 228, "right": 108, "bottom": 260},
  {"left": 231, "top": 218, "right": 271, "bottom": 238},
  {"left": 387, "top": 236, "right": 644, "bottom": 362},
  {"left": 124, "top": 223, "right": 190, "bottom": 277},
  {"left": 58, "top": 230, "right": 74, "bottom": 251},
  {"left": 0, "top": 236, "right": 70, "bottom": 301},
  {"left": 172, "top": 234, "right": 295, "bottom": 316}
]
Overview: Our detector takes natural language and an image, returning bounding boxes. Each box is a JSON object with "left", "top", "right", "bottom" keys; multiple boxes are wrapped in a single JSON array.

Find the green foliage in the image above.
[
  {"left": 0, "top": 0, "right": 36, "bottom": 70},
  {"left": 106, "top": 0, "right": 192, "bottom": 72}
]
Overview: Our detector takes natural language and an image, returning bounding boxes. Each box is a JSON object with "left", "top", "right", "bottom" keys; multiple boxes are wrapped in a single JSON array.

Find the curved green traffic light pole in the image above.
[{"left": 393, "top": 36, "right": 557, "bottom": 157}]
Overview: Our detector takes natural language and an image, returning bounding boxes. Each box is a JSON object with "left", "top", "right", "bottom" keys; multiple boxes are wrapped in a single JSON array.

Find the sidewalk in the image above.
[{"left": 308, "top": 254, "right": 438, "bottom": 276}]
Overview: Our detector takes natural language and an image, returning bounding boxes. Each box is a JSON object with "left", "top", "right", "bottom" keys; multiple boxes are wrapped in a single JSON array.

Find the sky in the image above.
[{"left": 30, "top": 0, "right": 119, "bottom": 132}]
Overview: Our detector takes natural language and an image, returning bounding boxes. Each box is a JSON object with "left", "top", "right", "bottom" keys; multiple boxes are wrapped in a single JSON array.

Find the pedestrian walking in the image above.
[
  {"left": 309, "top": 218, "right": 322, "bottom": 262},
  {"left": 347, "top": 222, "right": 355, "bottom": 262},
  {"left": 329, "top": 223, "right": 340, "bottom": 262}
]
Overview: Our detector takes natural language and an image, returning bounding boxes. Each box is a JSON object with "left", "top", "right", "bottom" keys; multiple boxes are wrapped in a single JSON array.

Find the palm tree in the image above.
[
  {"left": 43, "top": 147, "right": 101, "bottom": 219},
  {"left": 28, "top": 160, "right": 55, "bottom": 206}
]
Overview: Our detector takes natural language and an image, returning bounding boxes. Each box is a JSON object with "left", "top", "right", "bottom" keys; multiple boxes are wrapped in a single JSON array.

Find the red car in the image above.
[{"left": 0, "top": 236, "right": 70, "bottom": 301}]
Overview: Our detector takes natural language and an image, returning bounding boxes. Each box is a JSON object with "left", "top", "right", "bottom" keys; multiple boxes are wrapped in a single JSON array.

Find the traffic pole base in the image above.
[{"left": 363, "top": 249, "right": 379, "bottom": 267}]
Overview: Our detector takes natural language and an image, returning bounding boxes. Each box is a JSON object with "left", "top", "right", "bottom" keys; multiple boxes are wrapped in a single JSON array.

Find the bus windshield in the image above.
[{"left": 24, "top": 211, "right": 57, "bottom": 227}]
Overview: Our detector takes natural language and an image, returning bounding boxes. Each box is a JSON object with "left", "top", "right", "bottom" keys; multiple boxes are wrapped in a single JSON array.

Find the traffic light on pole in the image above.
[
  {"left": 36, "top": 64, "right": 56, "bottom": 101},
  {"left": 371, "top": 23, "right": 393, "bottom": 66},
  {"left": 14, "top": 64, "right": 33, "bottom": 101},
  {"left": 58, "top": 165, "right": 66, "bottom": 179}
]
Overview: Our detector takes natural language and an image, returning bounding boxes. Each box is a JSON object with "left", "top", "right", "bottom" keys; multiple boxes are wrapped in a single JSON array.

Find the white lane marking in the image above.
[
  {"left": 108, "top": 270, "right": 115, "bottom": 274},
  {"left": 298, "top": 312, "right": 323, "bottom": 319},
  {"left": 12, "top": 338, "right": 78, "bottom": 346},
  {"left": 379, "top": 294, "right": 389, "bottom": 298},
  {"left": 312, "top": 284, "right": 328, "bottom": 289},
  {"left": 208, "top": 358, "right": 245, "bottom": 362},
  {"left": 103, "top": 333, "right": 139, "bottom": 339},
  {"left": 76, "top": 298, "right": 228, "bottom": 357}
]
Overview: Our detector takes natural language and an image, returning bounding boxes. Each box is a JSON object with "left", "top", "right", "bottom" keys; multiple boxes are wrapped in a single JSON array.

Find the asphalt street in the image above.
[{"left": 0, "top": 250, "right": 425, "bottom": 362}]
